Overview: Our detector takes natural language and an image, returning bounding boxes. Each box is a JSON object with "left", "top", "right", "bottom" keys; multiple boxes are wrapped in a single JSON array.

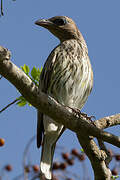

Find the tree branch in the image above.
[
  {"left": 0, "top": 46, "right": 120, "bottom": 149},
  {"left": 1, "top": 46, "right": 120, "bottom": 179},
  {"left": 94, "top": 113, "right": 120, "bottom": 129},
  {"left": 77, "top": 134, "right": 112, "bottom": 180}
]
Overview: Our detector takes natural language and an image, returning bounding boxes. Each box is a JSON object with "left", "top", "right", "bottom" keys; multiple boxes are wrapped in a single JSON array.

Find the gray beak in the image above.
[{"left": 35, "top": 19, "right": 52, "bottom": 27}]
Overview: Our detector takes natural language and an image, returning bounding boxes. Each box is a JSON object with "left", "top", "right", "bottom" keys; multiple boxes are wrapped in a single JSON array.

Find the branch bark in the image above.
[
  {"left": 0, "top": 46, "right": 119, "bottom": 179},
  {"left": 77, "top": 134, "right": 112, "bottom": 180}
]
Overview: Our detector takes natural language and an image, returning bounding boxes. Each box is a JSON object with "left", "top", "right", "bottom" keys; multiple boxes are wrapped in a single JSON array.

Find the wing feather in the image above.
[{"left": 37, "top": 49, "right": 58, "bottom": 148}]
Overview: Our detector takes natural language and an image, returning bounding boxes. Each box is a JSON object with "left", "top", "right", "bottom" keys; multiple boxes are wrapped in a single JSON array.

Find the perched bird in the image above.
[{"left": 35, "top": 16, "right": 93, "bottom": 180}]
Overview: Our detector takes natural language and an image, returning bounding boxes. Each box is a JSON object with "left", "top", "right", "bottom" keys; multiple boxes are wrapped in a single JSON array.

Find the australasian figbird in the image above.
[{"left": 35, "top": 16, "right": 93, "bottom": 180}]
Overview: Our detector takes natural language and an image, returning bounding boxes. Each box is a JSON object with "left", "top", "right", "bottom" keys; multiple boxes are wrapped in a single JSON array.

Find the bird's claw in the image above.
[{"left": 69, "top": 107, "right": 95, "bottom": 122}]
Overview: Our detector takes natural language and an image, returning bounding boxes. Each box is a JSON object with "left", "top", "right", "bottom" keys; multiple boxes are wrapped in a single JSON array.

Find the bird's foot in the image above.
[{"left": 68, "top": 107, "right": 95, "bottom": 122}]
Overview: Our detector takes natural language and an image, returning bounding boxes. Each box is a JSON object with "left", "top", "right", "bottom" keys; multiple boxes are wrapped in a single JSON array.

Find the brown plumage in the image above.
[{"left": 35, "top": 16, "right": 93, "bottom": 180}]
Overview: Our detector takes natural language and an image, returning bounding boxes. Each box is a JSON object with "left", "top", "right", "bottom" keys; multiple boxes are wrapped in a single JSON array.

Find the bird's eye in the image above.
[{"left": 52, "top": 18, "right": 67, "bottom": 26}]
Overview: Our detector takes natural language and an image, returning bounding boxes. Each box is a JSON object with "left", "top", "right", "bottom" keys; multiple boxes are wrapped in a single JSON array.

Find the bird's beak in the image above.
[{"left": 35, "top": 19, "right": 53, "bottom": 28}]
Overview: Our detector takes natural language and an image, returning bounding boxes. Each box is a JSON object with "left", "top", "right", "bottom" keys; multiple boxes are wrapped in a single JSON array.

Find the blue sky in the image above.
[{"left": 0, "top": 0, "right": 120, "bottom": 179}]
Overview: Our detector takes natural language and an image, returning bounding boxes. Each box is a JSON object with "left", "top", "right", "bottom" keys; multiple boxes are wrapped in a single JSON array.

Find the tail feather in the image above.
[
  {"left": 40, "top": 135, "right": 56, "bottom": 180},
  {"left": 40, "top": 117, "right": 65, "bottom": 179}
]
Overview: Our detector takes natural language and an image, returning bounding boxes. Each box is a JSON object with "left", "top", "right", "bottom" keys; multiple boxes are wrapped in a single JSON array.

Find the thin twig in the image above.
[
  {"left": 0, "top": 99, "right": 18, "bottom": 113},
  {"left": 1, "top": 0, "right": 4, "bottom": 16},
  {"left": 23, "top": 135, "right": 36, "bottom": 168},
  {"left": 12, "top": 174, "right": 24, "bottom": 180},
  {"left": 65, "top": 170, "right": 81, "bottom": 179},
  {"left": 23, "top": 136, "right": 36, "bottom": 180},
  {"left": 31, "top": 174, "right": 41, "bottom": 180}
]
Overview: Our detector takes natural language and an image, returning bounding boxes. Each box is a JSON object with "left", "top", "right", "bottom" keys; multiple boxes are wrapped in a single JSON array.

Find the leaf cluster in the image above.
[{"left": 17, "top": 64, "right": 42, "bottom": 107}]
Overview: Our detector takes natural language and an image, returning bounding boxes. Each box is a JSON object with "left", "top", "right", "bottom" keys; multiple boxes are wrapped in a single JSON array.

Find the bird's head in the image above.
[{"left": 35, "top": 16, "right": 83, "bottom": 42}]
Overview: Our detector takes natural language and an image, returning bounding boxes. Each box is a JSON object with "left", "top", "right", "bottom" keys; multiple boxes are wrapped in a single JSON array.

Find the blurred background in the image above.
[{"left": 0, "top": 0, "right": 120, "bottom": 179}]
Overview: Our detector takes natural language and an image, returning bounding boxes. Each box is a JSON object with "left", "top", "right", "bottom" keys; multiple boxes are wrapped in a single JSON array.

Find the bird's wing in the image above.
[{"left": 37, "top": 48, "right": 58, "bottom": 148}]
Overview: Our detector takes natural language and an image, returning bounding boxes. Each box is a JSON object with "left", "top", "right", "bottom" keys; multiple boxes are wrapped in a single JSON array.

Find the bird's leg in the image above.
[{"left": 67, "top": 106, "right": 95, "bottom": 122}]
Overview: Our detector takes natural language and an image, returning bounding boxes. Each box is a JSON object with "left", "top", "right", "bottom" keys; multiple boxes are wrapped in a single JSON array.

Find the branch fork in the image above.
[{"left": 0, "top": 46, "right": 119, "bottom": 179}]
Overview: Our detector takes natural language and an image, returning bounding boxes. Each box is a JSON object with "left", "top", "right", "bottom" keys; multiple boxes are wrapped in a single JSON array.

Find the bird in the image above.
[{"left": 35, "top": 16, "right": 93, "bottom": 180}]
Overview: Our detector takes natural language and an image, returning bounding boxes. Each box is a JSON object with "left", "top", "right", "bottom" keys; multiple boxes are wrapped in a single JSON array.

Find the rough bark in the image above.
[{"left": 0, "top": 46, "right": 119, "bottom": 179}]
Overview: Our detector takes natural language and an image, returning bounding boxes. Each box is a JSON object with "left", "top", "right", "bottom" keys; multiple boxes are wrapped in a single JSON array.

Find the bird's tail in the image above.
[{"left": 40, "top": 134, "right": 56, "bottom": 180}]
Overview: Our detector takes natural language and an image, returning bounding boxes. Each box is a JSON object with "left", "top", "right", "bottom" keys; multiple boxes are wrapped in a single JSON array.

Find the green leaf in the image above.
[
  {"left": 31, "top": 66, "right": 38, "bottom": 80},
  {"left": 40, "top": 66, "right": 43, "bottom": 73},
  {"left": 17, "top": 65, "right": 43, "bottom": 108},
  {"left": 31, "top": 66, "right": 42, "bottom": 82},
  {"left": 21, "top": 64, "right": 30, "bottom": 75},
  {"left": 80, "top": 149, "right": 84, "bottom": 152},
  {"left": 16, "top": 96, "right": 25, "bottom": 101},
  {"left": 28, "top": 102, "right": 32, "bottom": 107},
  {"left": 16, "top": 96, "right": 32, "bottom": 107},
  {"left": 111, "top": 175, "right": 119, "bottom": 179},
  {"left": 35, "top": 67, "right": 43, "bottom": 81},
  {"left": 17, "top": 100, "right": 27, "bottom": 107},
  {"left": 16, "top": 96, "right": 27, "bottom": 107}
]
